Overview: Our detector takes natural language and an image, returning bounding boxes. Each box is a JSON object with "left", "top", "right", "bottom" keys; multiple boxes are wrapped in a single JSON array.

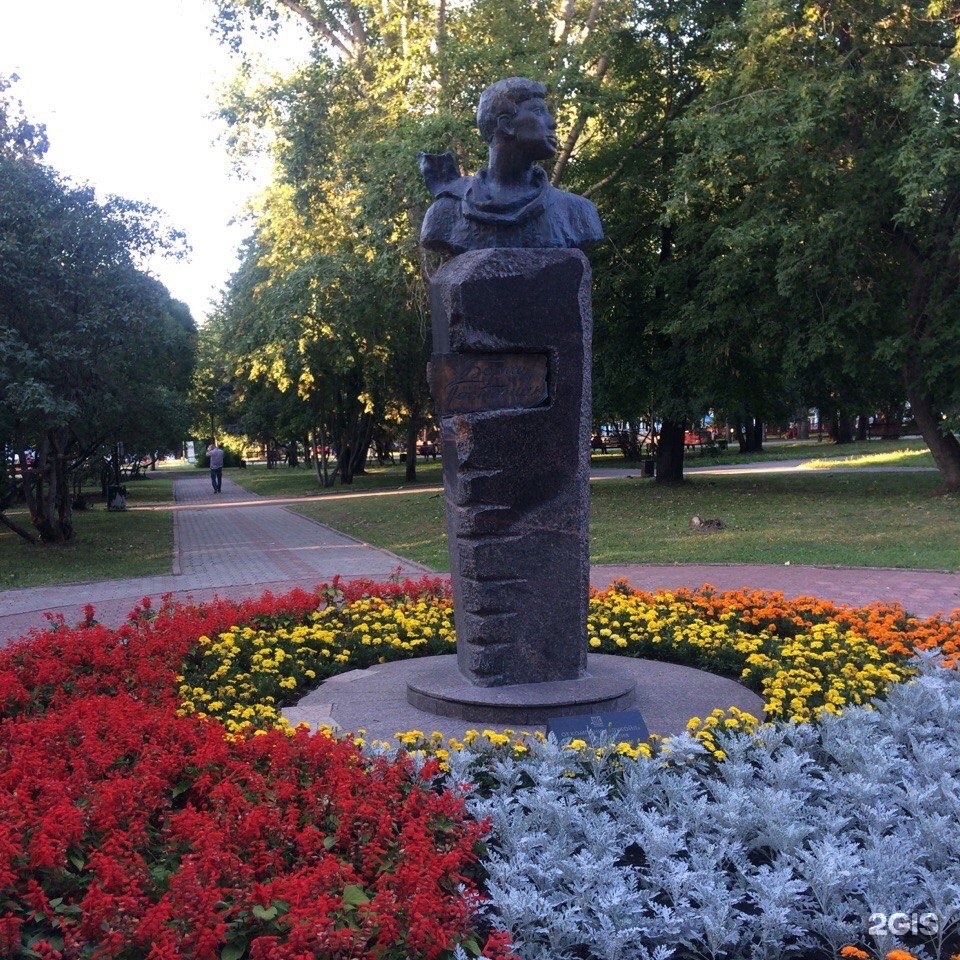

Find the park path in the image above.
[
  {"left": 591, "top": 564, "right": 960, "bottom": 619},
  {"left": 1, "top": 464, "right": 958, "bottom": 646},
  {"left": 0, "top": 473, "right": 430, "bottom": 646}
]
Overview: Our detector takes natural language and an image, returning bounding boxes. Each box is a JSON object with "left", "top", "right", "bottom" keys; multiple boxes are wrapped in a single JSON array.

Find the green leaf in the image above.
[
  {"left": 221, "top": 942, "right": 246, "bottom": 960},
  {"left": 341, "top": 884, "right": 370, "bottom": 907},
  {"left": 68, "top": 851, "right": 85, "bottom": 871},
  {"left": 252, "top": 904, "right": 278, "bottom": 921},
  {"left": 461, "top": 935, "right": 482, "bottom": 956},
  {"left": 322, "top": 835, "right": 336, "bottom": 850},
  {"left": 172, "top": 779, "right": 191, "bottom": 798}
]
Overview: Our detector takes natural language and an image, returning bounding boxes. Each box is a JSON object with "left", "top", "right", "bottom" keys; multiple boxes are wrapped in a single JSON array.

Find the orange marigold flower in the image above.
[
  {"left": 885, "top": 950, "right": 919, "bottom": 960},
  {"left": 840, "top": 947, "right": 870, "bottom": 960}
]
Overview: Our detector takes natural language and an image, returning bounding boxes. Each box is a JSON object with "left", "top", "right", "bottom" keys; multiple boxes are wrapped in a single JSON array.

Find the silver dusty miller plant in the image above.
[{"left": 443, "top": 656, "right": 960, "bottom": 960}]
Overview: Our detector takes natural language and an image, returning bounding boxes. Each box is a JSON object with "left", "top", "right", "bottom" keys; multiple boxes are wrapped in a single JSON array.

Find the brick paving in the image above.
[
  {"left": 591, "top": 564, "right": 960, "bottom": 619},
  {"left": 2, "top": 468, "right": 958, "bottom": 648},
  {"left": 0, "top": 474, "right": 430, "bottom": 646}
]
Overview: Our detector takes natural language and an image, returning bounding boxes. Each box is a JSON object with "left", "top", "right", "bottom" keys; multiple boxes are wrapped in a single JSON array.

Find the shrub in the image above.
[
  {"left": 451, "top": 658, "right": 960, "bottom": 960},
  {"left": 196, "top": 448, "right": 245, "bottom": 469}
]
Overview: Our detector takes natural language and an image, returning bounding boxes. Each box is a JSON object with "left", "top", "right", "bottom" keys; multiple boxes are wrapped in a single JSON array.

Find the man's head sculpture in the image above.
[
  {"left": 477, "top": 77, "right": 552, "bottom": 145},
  {"left": 419, "top": 77, "right": 602, "bottom": 258}
]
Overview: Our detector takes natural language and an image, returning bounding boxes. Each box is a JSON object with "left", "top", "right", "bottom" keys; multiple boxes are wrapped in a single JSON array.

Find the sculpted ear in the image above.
[{"left": 495, "top": 112, "right": 516, "bottom": 138}]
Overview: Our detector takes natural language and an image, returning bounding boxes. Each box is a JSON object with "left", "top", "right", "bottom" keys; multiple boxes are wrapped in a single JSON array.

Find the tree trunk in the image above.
[
  {"left": 616, "top": 423, "right": 641, "bottom": 460},
  {"left": 29, "top": 428, "right": 74, "bottom": 542},
  {"left": 904, "top": 357, "right": 960, "bottom": 491},
  {"left": 0, "top": 511, "right": 37, "bottom": 544},
  {"left": 404, "top": 403, "right": 421, "bottom": 483},
  {"left": 832, "top": 413, "right": 854, "bottom": 444},
  {"left": 855, "top": 411, "right": 869, "bottom": 441},
  {"left": 312, "top": 427, "right": 332, "bottom": 488},
  {"left": 898, "top": 250, "right": 960, "bottom": 490},
  {"left": 655, "top": 418, "right": 685, "bottom": 484},
  {"left": 351, "top": 411, "right": 374, "bottom": 477},
  {"left": 337, "top": 445, "right": 354, "bottom": 484},
  {"left": 735, "top": 415, "right": 763, "bottom": 453}
]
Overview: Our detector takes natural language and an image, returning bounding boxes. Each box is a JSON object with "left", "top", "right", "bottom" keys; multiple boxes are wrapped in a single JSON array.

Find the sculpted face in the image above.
[{"left": 502, "top": 96, "right": 558, "bottom": 163}]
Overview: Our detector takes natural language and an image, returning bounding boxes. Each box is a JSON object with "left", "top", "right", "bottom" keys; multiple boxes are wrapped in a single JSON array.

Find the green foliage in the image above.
[
  {"left": 207, "top": 0, "right": 960, "bottom": 489},
  {"left": 670, "top": 0, "right": 960, "bottom": 481},
  {"left": 210, "top": 0, "right": 629, "bottom": 483},
  {"left": 0, "top": 78, "right": 197, "bottom": 541},
  {"left": 196, "top": 448, "right": 246, "bottom": 469}
]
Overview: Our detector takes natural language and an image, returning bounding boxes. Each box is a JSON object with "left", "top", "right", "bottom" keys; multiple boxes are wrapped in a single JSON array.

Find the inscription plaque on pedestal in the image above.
[
  {"left": 546, "top": 709, "right": 650, "bottom": 746},
  {"left": 429, "top": 353, "right": 548, "bottom": 415}
]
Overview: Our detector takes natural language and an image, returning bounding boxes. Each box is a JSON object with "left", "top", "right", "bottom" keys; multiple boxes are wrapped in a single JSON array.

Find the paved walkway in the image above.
[
  {"left": 592, "top": 564, "right": 960, "bottom": 619},
  {"left": 2, "top": 468, "right": 958, "bottom": 647},
  {"left": 0, "top": 474, "right": 429, "bottom": 646}
]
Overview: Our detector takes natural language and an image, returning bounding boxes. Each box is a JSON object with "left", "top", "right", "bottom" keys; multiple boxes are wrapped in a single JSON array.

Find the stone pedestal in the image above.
[{"left": 408, "top": 248, "right": 634, "bottom": 718}]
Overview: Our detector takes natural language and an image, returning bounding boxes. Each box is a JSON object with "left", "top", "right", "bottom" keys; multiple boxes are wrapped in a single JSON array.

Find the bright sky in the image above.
[{"left": 0, "top": 0, "right": 307, "bottom": 324}]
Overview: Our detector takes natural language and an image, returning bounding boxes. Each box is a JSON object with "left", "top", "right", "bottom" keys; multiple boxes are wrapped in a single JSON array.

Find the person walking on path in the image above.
[{"left": 207, "top": 440, "right": 225, "bottom": 493}]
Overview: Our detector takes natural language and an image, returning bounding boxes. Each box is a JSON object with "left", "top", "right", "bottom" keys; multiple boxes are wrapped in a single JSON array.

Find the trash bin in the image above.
[
  {"left": 642, "top": 459, "right": 655, "bottom": 478},
  {"left": 107, "top": 484, "right": 127, "bottom": 511}
]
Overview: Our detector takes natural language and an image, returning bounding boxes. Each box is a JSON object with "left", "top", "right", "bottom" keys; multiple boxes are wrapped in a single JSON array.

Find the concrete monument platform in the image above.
[
  {"left": 283, "top": 654, "right": 765, "bottom": 743},
  {"left": 406, "top": 655, "right": 635, "bottom": 723}
]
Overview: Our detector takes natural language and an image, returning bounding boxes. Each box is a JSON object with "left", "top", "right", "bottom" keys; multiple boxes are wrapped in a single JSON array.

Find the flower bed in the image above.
[
  {"left": 177, "top": 582, "right": 949, "bottom": 749},
  {"left": 0, "top": 586, "right": 511, "bottom": 960},
  {"left": 2, "top": 580, "right": 959, "bottom": 960}
]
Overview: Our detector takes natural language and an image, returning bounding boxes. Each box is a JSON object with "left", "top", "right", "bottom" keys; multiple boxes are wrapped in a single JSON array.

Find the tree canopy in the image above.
[
  {"left": 670, "top": 0, "right": 960, "bottom": 485},
  {"left": 0, "top": 79, "right": 197, "bottom": 541},
  {"left": 208, "top": 0, "right": 959, "bottom": 489}
]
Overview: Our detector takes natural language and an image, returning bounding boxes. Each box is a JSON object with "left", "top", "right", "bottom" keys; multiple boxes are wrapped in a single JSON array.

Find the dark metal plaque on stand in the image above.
[{"left": 546, "top": 709, "right": 650, "bottom": 746}]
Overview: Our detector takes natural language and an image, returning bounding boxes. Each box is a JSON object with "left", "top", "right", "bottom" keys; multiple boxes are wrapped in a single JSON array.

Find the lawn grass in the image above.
[
  {"left": 591, "top": 437, "right": 929, "bottom": 469},
  {"left": 589, "top": 472, "right": 958, "bottom": 568},
  {"left": 290, "top": 489, "right": 449, "bottom": 569},
  {"left": 230, "top": 461, "right": 443, "bottom": 498},
  {"left": 105, "top": 476, "right": 178, "bottom": 504},
  {"left": 0, "top": 506, "right": 174, "bottom": 589},
  {"left": 290, "top": 470, "right": 959, "bottom": 572},
  {"left": 804, "top": 446, "right": 934, "bottom": 469}
]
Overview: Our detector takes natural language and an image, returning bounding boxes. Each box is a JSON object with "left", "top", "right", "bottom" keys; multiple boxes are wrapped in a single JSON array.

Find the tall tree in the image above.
[
  {"left": 211, "top": 0, "right": 631, "bottom": 481},
  {"left": 0, "top": 80, "right": 195, "bottom": 541},
  {"left": 526, "top": 0, "right": 747, "bottom": 482},
  {"left": 672, "top": 0, "right": 960, "bottom": 488}
]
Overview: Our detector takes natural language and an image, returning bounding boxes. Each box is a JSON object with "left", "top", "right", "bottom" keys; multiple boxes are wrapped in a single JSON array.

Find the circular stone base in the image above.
[{"left": 406, "top": 655, "right": 636, "bottom": 724}]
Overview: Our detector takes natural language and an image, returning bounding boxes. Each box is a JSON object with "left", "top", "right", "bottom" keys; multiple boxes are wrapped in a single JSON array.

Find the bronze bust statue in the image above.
[{"left": 419, "top": 77, "right": 603, "bottom": 257}]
